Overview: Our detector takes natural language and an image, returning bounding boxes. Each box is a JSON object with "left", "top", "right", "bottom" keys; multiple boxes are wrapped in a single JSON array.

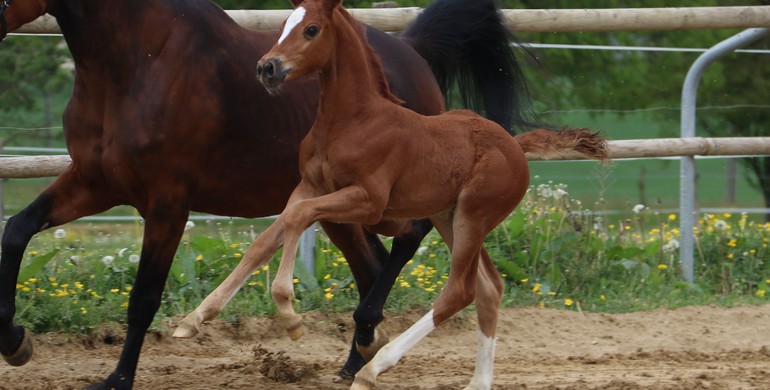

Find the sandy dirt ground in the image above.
[{"left": 2, "top": 304, "right": 770, "bottom": 389}]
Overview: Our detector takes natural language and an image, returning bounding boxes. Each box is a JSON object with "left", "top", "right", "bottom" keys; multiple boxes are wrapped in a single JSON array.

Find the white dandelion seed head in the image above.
[
  {"left": 129, "top": 254, "right": 140, "bottom": 263},
  {"left": 632, "top": 204, "right": 645, "bottom": 214},
  {"left": 714, "top": 220, "right": 728, "bottom": 230},
  {"left": 54, "top": 228, "right": 66, "bottom": 239},
  {"left": 184, "top": 221, "right": 196, "bottom": 231},
  {"left": 662, "top": 239, "right": 680, "bottom": 253},
  {"left": 101, "top": 255, "right": 115, "bottom": 267}
]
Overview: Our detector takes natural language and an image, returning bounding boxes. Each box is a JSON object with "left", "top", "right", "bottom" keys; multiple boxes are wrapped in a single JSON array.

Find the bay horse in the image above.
[
  {"left": 240, "top": 0, "right": 606, "bottom": 388},
  {"left": 0, "top": 0, "right": 543, "bottom": 388}
]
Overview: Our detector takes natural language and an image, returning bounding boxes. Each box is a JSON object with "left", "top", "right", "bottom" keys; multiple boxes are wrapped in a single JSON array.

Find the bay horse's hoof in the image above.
[
  {"left": 2, "top": 327, "right": 33, "bottom": 367},
  {"left": 356, "top": 327, "right": 389, "bottom": 362},
  {"left": 172, "top": 312, "right": 202, "bottom": 338}
]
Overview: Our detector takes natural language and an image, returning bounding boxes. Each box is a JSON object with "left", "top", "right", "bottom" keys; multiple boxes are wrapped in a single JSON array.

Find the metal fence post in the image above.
[
  {"left": 299, "top": 224, "right": 316, "bottom": 275},
  {"left": 680, "top": 28, "right": 770, "bottom": 282}
]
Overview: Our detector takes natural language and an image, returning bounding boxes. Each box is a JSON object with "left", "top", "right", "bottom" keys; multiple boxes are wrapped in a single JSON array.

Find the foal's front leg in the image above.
[
  {"left": 271, "top": 185, "right": 386, "bottom": 339},
  {"left": 173, "top": 219, "right": 285, "bottom": 338}
]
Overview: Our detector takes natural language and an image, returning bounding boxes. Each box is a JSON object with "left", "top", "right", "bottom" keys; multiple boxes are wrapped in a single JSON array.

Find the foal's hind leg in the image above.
[
  {"left": 465, "top": 247, "right": 504, "bottom": 390},
  {"left": 352, "top": 212, "right": 487, "bottom": 389},
  {"left": 0, "top": 170, "right": 117, "bottom": 366}
]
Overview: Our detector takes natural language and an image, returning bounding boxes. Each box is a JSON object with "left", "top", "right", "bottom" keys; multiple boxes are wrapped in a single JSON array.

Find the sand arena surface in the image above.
[{"left": 2, "top": 305, "right": 770, "bottom": 389}]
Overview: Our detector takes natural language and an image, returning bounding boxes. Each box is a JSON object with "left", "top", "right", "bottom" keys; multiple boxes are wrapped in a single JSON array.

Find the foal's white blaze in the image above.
[
  {"left": 367, "top": 309, "right": 436, "bottom": 374},
  {"left": 465, "top": 331, "right": 496, "bottom": 390},
  {"left": 278, "top": 7, "right": 306, "bottom": 45}
]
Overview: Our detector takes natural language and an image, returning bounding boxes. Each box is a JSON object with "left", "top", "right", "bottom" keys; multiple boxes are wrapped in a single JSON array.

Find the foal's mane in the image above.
[{"left": 335, "top": 6, "right": 404, "bottom": 105}]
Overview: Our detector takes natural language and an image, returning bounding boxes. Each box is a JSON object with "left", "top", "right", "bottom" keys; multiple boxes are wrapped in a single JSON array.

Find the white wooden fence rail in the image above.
[
  {"left": 13, "top": 6, "right": 770, "bottom": 35},
  {"left": 2, "top": 137, "right": 769, "bottom": 178}
]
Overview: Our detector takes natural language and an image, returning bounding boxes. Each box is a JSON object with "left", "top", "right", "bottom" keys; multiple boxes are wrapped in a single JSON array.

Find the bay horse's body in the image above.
[
  {"left": 231, "top": 0, "right": 606, "bottom": 388},
  {"left": 0, "top": 0, "right": 542, "bottom": 388}
]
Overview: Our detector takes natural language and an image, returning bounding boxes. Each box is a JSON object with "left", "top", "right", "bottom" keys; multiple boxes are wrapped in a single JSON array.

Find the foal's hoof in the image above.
[
  {"left": 2, "top": 327, "right": 33, "bottom": 367},
  {"left": 286, "top": 323, "right": 305, "bottom": 341},
  {"left": 173, "top": 312, "right": 202, "bottom": 338},
  {"left": 280, "top": 313, "right": 305, "bottom": 340},
  {"left": 356, "top": 327, "right": 389, "bottom": 362},
  {"left": 350, "top": 376, "right": 376, "bottom": 390}
]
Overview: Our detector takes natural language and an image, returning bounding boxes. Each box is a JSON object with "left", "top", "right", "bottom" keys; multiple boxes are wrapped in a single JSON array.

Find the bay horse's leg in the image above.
[
  {"left": 0, "top": 171, "right": 118, "bottom": 367},
  {"left": 92, "top": 194, "right": 190, "bottom": 390},
  {"left": 464, "top": 247, "right": 504, "bottom": 390},
  {"left": 173, "top": 220, "right": 285, "bottom": 338},
  {"left": 353, "top": 219, "right": 433, "bottom": 362},
  {"left": 319, "top": 222, "right": 387, "bottom": 378}
]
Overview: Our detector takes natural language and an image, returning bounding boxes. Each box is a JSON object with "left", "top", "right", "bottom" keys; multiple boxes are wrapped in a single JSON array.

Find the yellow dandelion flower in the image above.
[
  {"left": 81, "top": 307, "right": 88, "bottom": 315},
  {"left": 74, "top": 282, "right": 84, "bottom": 290},
  {"left": 262, "top": 265, "right": 269, "bottom": 271},
  {"left": 601, "top": 295, "right": 606, "bottom": 301},
  {"left": 727, "top": 239, "right": 737, "bottom": 247},
  {"left": 324, "top": 274, "right": 331, "bottom": 280},
  {"left": 520, "top": 278, "right": 529, "bottom": 283},
  {"left": 248, "top": 281, "right": 258, "bottom": 286},
  {"left": 757, "top": 289, "right": 766, "bottom": 298},
  {"left": 564, "top": 298, "right": 574, "bottom": 307},
  {"left": 121, "top": 302, "right": 129, "bottom": 307},
  {"left": 28, "top": 278, "right": 38, "bottom": 283},
  {"left": 657, "top": 264, "right": 668, "bottom": 270},
  {"left": 293, "top": 278, "right": 300, "bottom": 284},
  {"left": 196, "top": 254, "right": 203, "bottom": 261},
  {"left": 48, "top": 277, "right": 56, "bottom": 282},
  {"left": 325, "top": 292, "right": 334, "bottom": 300},
  {"left": 727, "top": 253, "right": 734, "bottom": 260},
  {"left": 110, "top": 288, "right": 120, "bottom": 293},
  {"left": 532, "top": 283, "right": 541, "bottom": 293},
  {"left": 668, "top": 214, "right": 677, "bottom": 221},
  {"left": 21, "top": 287, "right": 31, "bottom": 293},
  {"left": 234, "top": 253, "right": 242, "bottom": 258},
  {"left": 349, "top": 283, "right": 356, "bottom": 289}
]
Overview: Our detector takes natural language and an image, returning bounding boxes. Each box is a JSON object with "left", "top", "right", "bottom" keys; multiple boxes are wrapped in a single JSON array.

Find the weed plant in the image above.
[{"left": 10, "top": 181, "right": 770, "bottom": 334}]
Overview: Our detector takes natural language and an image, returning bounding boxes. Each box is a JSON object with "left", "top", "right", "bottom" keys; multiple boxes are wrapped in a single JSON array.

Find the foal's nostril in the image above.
[
  {"left": 256, "top": 63, "right": 264, "bottom": 77},
  {"left": 265, "top": 61, "right": 275, "bottom": 77}
]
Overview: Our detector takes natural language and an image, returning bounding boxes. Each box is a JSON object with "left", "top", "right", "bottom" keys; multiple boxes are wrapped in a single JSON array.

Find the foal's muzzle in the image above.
[{"left": 256, "top": 57, "right": 290, "bottom": 95}]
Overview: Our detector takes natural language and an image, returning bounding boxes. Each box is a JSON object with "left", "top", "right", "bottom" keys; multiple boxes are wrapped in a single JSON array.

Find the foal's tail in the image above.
[
  {"left": 400, "top": 0, "right": 545, "bottom": 134},
  {"left": 516, "top": 128, "right": 610, "bottom": 161}
]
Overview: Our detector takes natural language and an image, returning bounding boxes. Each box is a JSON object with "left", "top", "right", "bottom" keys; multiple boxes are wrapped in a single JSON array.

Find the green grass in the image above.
[{"left": 10, "top": 181, "right": 770, "bottom": 334}]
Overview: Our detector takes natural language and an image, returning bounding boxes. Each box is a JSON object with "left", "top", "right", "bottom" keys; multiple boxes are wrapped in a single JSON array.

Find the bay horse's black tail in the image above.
[{"left": 401, "top": 0, "right": 546, "bottom": 134}]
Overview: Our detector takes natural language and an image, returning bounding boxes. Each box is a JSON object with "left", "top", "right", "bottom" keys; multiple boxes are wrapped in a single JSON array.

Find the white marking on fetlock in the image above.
[
  {"left": 278, "top": 7, "right": 306, "bottom": 44},
  {"left": 368, "top": 309, "right": 436, "bottom": 374},
  {"left": 465, "top": 331, "right": 496, "bottom": 390}
]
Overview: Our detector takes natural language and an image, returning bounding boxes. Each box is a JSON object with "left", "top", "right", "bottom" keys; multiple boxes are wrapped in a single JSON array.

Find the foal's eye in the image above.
[{"left": 304, "top": 25, "right": 320, "bottom": 38}]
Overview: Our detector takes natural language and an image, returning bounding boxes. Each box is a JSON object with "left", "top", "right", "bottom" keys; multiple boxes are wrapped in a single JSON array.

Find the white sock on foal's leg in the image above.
[
  {"left": 464, "top": 330, "right": 496, "bottom": 390},
  {"left": 352, "top": 309, "right": 436, "bottom": 389}
]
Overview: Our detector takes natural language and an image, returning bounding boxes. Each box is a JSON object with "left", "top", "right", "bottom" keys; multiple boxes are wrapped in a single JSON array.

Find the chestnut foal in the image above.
[{"left": 245, "top": 0, "right": 608, "bottom": 388}]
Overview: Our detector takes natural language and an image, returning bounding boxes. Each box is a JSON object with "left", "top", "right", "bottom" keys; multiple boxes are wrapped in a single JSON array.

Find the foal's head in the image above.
[{"left": 256, "top": 0, "right": 343, "bottom": 94}]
